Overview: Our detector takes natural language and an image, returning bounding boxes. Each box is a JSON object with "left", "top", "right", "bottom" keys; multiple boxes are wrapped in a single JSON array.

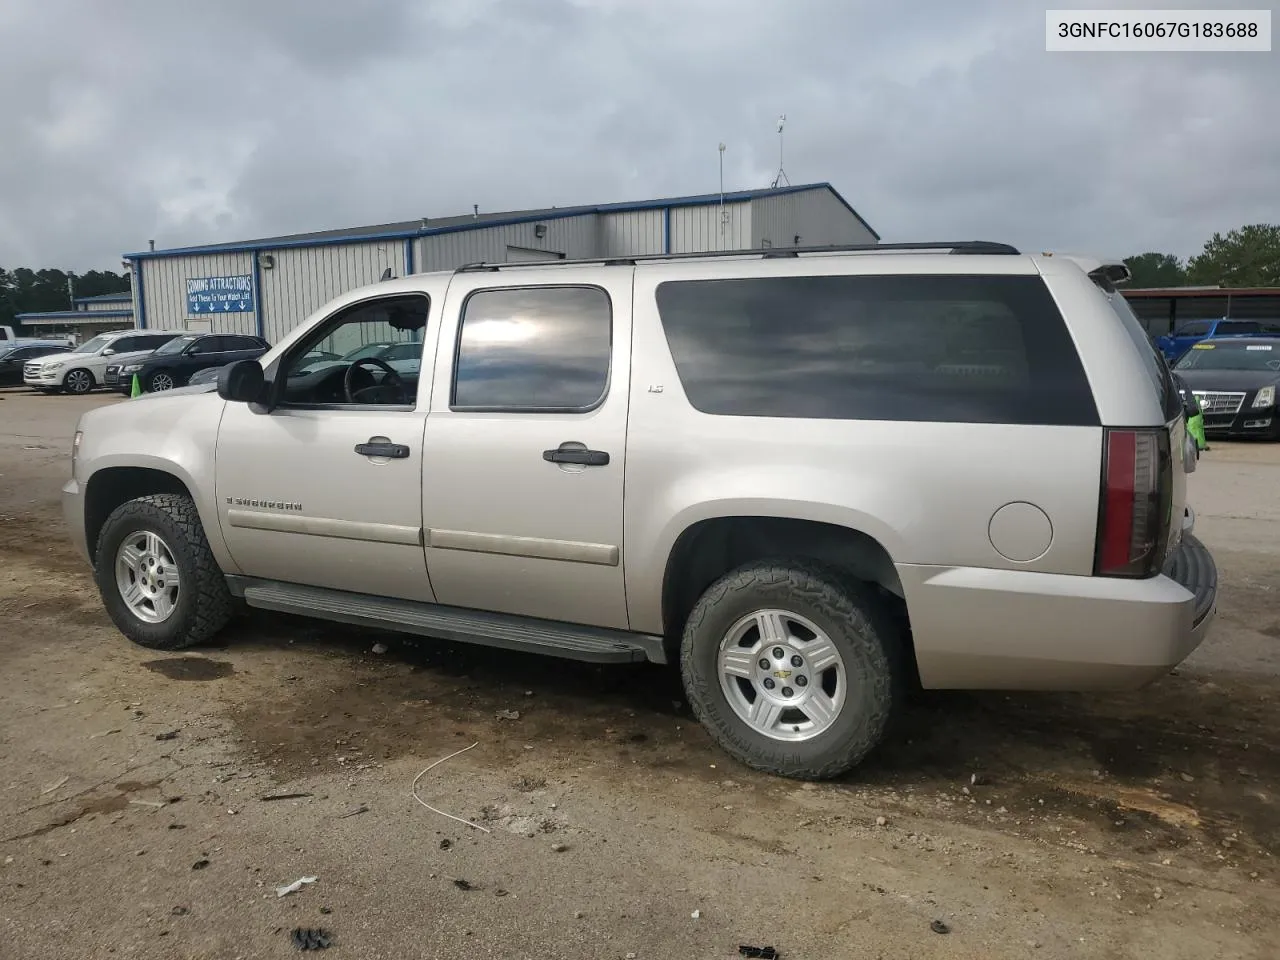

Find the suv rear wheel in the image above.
[
  {"left": 94, "top": 493, "right": 233, "bottom": 650},
  {"left": 680, "top": 560, "right": 902, "bottom": 780}
]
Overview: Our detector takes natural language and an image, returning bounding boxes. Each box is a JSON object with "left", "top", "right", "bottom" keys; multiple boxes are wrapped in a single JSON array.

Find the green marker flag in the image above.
[{"left": 130, "top": 374, "right": 142, "bottom": 398}]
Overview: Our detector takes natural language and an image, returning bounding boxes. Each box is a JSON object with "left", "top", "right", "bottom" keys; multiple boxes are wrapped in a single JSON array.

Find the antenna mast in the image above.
[{"left": 770, "top": 114, "right": 790, "bottom": 188}]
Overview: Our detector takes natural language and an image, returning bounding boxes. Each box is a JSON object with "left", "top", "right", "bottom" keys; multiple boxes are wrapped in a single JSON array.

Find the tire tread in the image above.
[
  {"left": 94, "top": 493, "right": 232, "bottom": 650},
  {"left": 680, "top": 558, "right": 903, "bottom": 780}
]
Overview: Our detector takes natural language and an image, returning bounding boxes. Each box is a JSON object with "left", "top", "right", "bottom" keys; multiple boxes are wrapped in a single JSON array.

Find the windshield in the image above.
[
  {"left": 1175, "top": 343, "right": 1280, "bottom": 372},
  {"left": 379, "top": 342, "right": 422, "bottom": 362},
  {"left": 341, "top": 342, "right": 395, "bottom": 361},
  {"left": 72, "top": 335, "right": 112, "bottom": 354},
  {"left": 154, "top": 335, "right": 197, "bottom": 356}
]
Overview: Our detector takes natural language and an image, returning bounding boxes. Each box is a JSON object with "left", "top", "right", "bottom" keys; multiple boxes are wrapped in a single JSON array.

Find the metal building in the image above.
[
  {"left": 16, "top": 293, "right": 135, "bottom": 340},
  {"left": 124, "top": 183, "right": 877, "bottom": 343}
]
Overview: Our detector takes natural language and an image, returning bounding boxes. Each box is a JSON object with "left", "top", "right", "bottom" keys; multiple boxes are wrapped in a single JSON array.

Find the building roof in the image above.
[
  {"left": 73, "top": 292, "right": 132, "bottom": 304},
  {"left": 18, "top": 310, "right": 134, "bottom": 324},
  {"left": 124, "top": 182, "right": 877, "bottom": 259},
  {"left": 1122, "top": 286, "right": 1280, "bottom": 298}
]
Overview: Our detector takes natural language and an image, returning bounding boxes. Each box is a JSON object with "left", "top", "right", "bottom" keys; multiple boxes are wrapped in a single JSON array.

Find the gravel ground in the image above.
[{"left": 1, "top": 387, "right": 1276, "bottom": 960}]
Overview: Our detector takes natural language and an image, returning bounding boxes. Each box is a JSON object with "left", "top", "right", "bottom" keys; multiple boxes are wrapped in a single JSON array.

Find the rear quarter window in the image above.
[{"left": 654, "top": 274, "right": 1099, "bottom": 425}]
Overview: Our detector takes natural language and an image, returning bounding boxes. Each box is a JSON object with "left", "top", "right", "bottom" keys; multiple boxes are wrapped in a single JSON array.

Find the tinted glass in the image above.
[
  {"left": 225, "top": 336, "right": 260, "bottom": 351},
  {"left": 452, "top": 286, "right": 612, "bottom": 411},
  {"left": 155, "top": 335, "right": 196, "bottom": 356},
  {"left": 72, "top": 335, "right": 112, "bottom": 354},
  {"left": 191, "top": 336, "right": 225, "bottom": 354},
  {"left": 1100, "top": 283, "right": 1181, "bottom": 421},
  {"left": 655, "top": 274, "right": 1098, "bottom": 425},
  {"left": 1178, "top": 321, "right": 1212, "bottom": 336},
  {"left": 112, "top": 336, "right": 140, "bottom": 352},
  {"left": 1175, "top": 342, "right": 1280, "bottom": 372},
  {"left": 1218, "top": 320, "right": 1260, "bottom": 334}
]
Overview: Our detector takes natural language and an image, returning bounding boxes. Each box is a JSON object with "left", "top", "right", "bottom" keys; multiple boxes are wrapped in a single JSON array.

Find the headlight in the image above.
[
  {"left": 1252, "top": 385, "right": 1275, "bottom": 408},
  {"left": 43, "top": 360, "right": 65, "bottom": 371},
  {"left": 121, "top": 363, "right": 143, "bottom": 373}
]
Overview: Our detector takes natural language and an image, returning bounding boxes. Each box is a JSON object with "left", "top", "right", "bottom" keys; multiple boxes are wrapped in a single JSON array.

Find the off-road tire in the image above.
[
  {"left": 680, "top": 559, "right": 903, "bottom": 780},
  {"left": 94, "top": 493, "right": 233, "bottom": 650}
]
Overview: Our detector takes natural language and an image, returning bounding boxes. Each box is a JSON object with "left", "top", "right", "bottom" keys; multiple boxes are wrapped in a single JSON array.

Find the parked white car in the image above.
[{"left": 23, "top": 329, "right": 183, "bottom": 394}]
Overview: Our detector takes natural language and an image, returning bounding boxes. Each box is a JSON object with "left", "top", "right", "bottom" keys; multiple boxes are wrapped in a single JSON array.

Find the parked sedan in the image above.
[
  {"left": 0, "top": 342, "right": 70, "bottom": 386},
  {"left": 118, "top": 333, "right": 270, "bottom": 394},
  {"left": 1172, "top": 338, "right": 1280, "bottom": 439}
]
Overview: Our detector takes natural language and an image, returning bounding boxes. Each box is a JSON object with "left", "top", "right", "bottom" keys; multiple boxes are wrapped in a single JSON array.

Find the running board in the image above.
[{"left": 235, "top": 580, "right": 666, "bottom": 665}]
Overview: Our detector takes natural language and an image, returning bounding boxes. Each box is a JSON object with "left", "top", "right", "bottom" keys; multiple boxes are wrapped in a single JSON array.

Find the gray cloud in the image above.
[{"left": 0, "top": 0, "right": 1275, "bottom": 270}]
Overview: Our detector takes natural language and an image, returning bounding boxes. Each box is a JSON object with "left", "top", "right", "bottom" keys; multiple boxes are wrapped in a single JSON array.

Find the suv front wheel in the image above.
[
  {"left": 680, "top": 560, "right": 903, "bottom": 780},
  {"left": 94, "top": 493, "right": 233, "bottom": 650},
  {"left": 63, "top": 368, "right": 95, "bottom": 395}
]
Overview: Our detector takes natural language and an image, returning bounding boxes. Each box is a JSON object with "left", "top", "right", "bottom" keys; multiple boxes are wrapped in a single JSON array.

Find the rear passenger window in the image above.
[
  {"left": 655, "top": 274, "right": 1099, "bottom": 426},
  {"left": 452, "top": 286, "right": 612, "bottom": 411},
  {"left": 1178, "top": 321, "right": 1212, "bottom": 336}
]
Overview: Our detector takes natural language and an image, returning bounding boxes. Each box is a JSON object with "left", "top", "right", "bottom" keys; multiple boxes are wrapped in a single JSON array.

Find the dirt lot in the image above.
[{"left": 1, "top": 388, "right": 1276, "bottom": 960}]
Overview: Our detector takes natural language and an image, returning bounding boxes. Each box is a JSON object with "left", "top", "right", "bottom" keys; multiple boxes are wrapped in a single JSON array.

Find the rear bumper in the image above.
[{"left": 901, "top": 535, "right": 1217, "bottom": 691}]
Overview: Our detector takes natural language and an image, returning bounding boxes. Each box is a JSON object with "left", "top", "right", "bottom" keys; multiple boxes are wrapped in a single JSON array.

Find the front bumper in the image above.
[
  {"left": 23, "top": 366, "right": 64, "bottom": 388},
  {"left": 1202, "top": 406, "right": 1277, "bottom": 437},
  {"left": 901, "top": 535, "right": 1217, "bottom": 691},
  {"left": 62, "top": 476, "right": 90, "bottom": 564}
]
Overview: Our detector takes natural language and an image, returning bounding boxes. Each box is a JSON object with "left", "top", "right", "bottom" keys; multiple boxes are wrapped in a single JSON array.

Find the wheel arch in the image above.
[
  {"left": 84, "top": 465, "right": 196, "bottom": 562},
  {"left": 659, "top": 514, "right": 908, "bottom": 657}
]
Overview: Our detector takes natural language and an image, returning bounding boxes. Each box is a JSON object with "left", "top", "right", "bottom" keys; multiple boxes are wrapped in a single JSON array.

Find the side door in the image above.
[
  {"left": 214, "top": 290, "right": 441, "bottom": 602},
  {"left": 422, "top": 267, "right": 632, "bottom": 630},
  {"left": 181, "top": 335, "right": 229, "bottom": 381}
]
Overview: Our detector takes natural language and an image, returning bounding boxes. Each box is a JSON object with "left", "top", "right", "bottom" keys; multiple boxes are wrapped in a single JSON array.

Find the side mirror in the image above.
[
  {"left": 217, "top": 359, "right": 266, "bottom": 404},
  {"left": 102, "top": 348, "right": 115, "bottom": 356}
]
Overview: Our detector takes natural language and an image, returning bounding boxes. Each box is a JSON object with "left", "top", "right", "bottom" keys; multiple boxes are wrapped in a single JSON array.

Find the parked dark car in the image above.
[
  {"left": 1172, "top": 338, "right": 1280, "bottom": 440},
  {"left": 0, "top": 342, "right": 71, "bottom": 386},
  {"left": 185, "top": 347, "right": 342, "bottom": 388},
  {"left": 119, "top": 333, "right": 270, "bottom": 394}
]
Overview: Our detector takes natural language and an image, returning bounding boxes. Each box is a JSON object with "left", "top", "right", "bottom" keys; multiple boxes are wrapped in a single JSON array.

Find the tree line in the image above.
[
  {"left": 0, "top": 267, "right": 132, "bottom": 329},
  {"left": 1124, "top": 224, "right": 1280, "bottom": 289}
]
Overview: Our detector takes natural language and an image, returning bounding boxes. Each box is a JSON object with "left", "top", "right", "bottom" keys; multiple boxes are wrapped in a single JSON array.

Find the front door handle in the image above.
[
  {"left": 543, "top": 442, "right": 610, "bottom": 467},
  {"left": 355, "top": 440, "right": 410, "bottom": 459}
]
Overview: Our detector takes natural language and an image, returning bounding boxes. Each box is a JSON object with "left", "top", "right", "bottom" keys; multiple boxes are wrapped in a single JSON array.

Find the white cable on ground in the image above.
[{"left": 410, "top": 741, "right": 491, "bottom": 834}]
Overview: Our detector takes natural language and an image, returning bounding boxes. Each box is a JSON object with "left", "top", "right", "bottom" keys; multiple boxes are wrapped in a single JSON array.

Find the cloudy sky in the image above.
[{"left": 0, "top": 0, "right": 1275, "bottom": 271}]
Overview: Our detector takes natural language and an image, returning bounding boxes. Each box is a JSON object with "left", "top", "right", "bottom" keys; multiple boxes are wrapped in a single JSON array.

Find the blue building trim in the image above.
[
  {"left": 404, "top": 238, "right": 414, "bottom": 275},
  {"left": 252, "top": 254, "right": 265, "bottom": 339},
  {"left": 17, "top": 309, "right": 134, "bottom": 320},
  {"left": 662, "top": 207, "right": 671, "bottom": 254},
  {"left": 73, "top": 293, "right": 132, "bottom": 306},
  {"left": 124, "top": 183, "right": 877, "bottom": 260},
  {"left": 134, "top": 261, "right": 147, "bottom": 329}
]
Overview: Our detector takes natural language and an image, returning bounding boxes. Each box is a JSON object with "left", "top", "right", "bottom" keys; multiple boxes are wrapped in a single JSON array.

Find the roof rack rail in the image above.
[{"left": 452, "top": 240, "right": 1019, "bottom": 274}]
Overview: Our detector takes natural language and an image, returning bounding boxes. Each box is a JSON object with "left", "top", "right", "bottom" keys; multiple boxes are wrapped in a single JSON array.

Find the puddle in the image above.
[{"left": 142, "top": 657, "right": 235, "bottom": 681}]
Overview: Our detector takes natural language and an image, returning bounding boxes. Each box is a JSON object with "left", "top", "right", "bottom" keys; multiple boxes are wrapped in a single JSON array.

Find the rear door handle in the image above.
[
  {"left": 543, "top": 442, "right": 610, "bottom": 466},
  {"left": 355, "top": 440, "right": 410, "bottom": 459}
]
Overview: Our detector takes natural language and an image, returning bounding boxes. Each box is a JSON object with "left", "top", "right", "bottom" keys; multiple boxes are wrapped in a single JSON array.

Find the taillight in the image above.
[{"left": 1095, "top": 428, "right": 1172, "bottom": 578}]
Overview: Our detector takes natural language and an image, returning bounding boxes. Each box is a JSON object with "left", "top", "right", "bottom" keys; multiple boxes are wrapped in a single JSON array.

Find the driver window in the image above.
[{"left": 281, "top": 293, "right": 430, "bottom": 407}]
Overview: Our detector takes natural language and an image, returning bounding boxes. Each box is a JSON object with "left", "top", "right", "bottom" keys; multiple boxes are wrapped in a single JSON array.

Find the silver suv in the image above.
[
  {"left": 64, "top": 242, "right": 1216, "bottom": 780},
  {"left": 24, "top": 329, "right": 182, "bottom": 394}
]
